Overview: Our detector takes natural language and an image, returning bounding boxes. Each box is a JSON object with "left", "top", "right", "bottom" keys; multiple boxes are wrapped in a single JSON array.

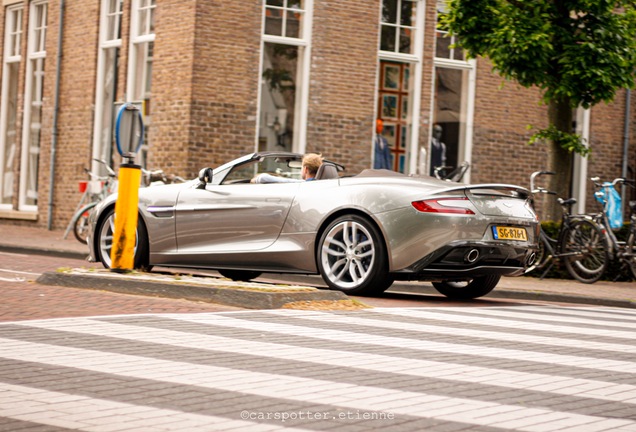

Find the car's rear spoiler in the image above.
[{"left": 435, "top": 184, "right": 531, "bottom": 200}]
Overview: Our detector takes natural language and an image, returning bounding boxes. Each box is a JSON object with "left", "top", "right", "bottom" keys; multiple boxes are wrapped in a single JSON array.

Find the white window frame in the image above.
[
  {"left": 257, "top": 0, "right": 314, "bottom": 154},
  {"left": 127, "top": 0, "right": 155, "bottom": 102},
  {"left": 127, "top": 0, "right": 155, "bottom": 166},
  {"left": 91, "top": 0, "right": 123, "bottom": 175},
  {"left": 0, "top": 4, "right": 23, "bottom": 209},
  {"left": 19, "top": 0, "right": 47, "bottom": 211},
  {"left": 377, "top": 0, "right": 426, "bottom": 175},
  {"left": 430, "top": 3, "right": 476, "bottom": 182}
]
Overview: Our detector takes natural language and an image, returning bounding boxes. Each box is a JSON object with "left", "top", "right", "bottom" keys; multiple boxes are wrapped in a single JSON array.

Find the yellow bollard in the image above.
[{"left": 110, "top": 164, "right": 141, "bottom": 272}]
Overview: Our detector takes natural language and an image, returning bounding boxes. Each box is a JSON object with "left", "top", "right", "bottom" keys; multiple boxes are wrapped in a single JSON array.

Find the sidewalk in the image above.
[{"left": 1, "top": 224, "right": 634, "bottom": 308}]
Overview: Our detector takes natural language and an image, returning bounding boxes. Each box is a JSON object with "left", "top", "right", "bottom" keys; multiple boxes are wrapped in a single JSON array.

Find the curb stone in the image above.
[
  {"left": 484, "top": 288, "right": 636, "bottom": 309},
  {"left": 37, "top": 269, "right": 349, "bottom": 310}
]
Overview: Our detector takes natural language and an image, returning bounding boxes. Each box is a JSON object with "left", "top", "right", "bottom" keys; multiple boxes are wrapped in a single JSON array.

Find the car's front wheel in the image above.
[
  {"left": 317, "top": 215, "right": 393, "bottom": 296},
  {"left": 432, "top": 275, "right": 501, "bottom": 300},
  {"left": 96, "top": 208, "right": 151, "bottom": 271}
]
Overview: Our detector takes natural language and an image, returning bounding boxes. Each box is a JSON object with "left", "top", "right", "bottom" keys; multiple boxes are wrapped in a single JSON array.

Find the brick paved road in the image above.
[
  {"left": 0, "top": 251, "right": 240, "bottom": 321},
  {"left": 1, "top": 305, "right": 636, "bottom": 431}
]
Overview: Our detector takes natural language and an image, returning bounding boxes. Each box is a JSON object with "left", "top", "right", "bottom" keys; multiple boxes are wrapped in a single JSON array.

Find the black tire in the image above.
[
  {"left": 524, "top": 232, "right": 550, "bottom": 274},
  {"left": 218, "top": 270, "right": 262, "bottom": 282},
  {"left": 317, "top": 214, "right": 393, "bottom": 296},
  {"left": 626, "top": 232, "right": 636, "bottom": 281},
  {"left": 561, "top": 218, "right": 608, "bottom": 284},
  {"left": 73, "top": 203, "right": 97, "bottom": 244},
  {"left": 95, "top": 208, "right": 151, "bottom": 271},
  {"left": 432, "top": 275, "right": 501, "bottom": 300}
]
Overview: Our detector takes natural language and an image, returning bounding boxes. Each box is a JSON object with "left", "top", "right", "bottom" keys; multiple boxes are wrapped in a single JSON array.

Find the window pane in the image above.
[
  {"left": 265, "top": 7, "right": 283, "bottom": 36},
  {"left": 382, "top": 0, "right": 398, "bottom": 24},
  {"left": 400, "top": 1, "right": 415, "bottom": 26},
  {"left": 9, "top": 9, "right": 23, "bottom": 57},
  {"left": 33, "top": 4, "right": 47, "bottom": 53},
  {"left": 380, "top": 25, "right": 396, "bottom": 51},
  {"left": 266, "top": 0, "right": 284, "bottom": 6},
  {"left": 399, "top": 27, "right": 412, "bottom": 54},
  {"left": 259, "top": 43, "right": 298, "bottom": 152},
  {"left": 98, "top": 47, "right": 119, "bottom": 170},
  {"left": 435, "top": 30, "right": 450, "bottom": 58},
  {"left": 432, "top": 67, "right": 469, "bottom": 175},
  {"left": 105, "top": 0, "right": 122, "bottom": 41},
  {"left": 288, "top": 0, "right": 303, "bottom": 9},
  {"left": 285, "top": 10, "right": 302, "bottom": 38},
  {"left": 1, "top": 63, "right": 19, "bottom": 205},
  {"left": 133, "top": 41, "right": 153, "bottom": 102},
  {"left": 26, "top": 57, "right": 46, "bottom": 206},
  {"left": 137, "top": 0, "right": 155, "bottom": 36}
]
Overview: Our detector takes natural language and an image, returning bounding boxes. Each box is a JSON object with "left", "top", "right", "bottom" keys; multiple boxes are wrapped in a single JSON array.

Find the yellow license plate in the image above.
[{"left": 492, "top": 226, "right": 527, "bottom": 241}]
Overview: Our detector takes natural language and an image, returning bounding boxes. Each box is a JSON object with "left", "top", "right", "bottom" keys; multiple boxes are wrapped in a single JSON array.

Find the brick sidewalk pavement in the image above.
[{"left": 1, "top": 224, "right": 634, "bottom": 309}]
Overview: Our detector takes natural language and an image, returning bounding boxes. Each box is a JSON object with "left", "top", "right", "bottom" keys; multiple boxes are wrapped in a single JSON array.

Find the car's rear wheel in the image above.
[
  {"left": 96, "top": 208, "right": 151, "bottom": 271},
  {"left": 218, "top": 270, "right": 262, "bottom": 282},
  {"left": 432, "top": 275, "right": 501, "bottom": 300},
  {"left": 317, "top": 215, "right": 393, "bottom": 296}
]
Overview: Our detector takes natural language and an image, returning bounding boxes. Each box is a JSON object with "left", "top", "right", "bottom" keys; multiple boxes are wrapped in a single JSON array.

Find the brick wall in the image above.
[
  {"left": 306, "top": 0, "right": 380, "bottom": 174},
  {"left": 46, "top": 1, "right": 101, "bottom": 229},
  {"left": 471, "top": 58, "right": 547, "bottom": 188}
]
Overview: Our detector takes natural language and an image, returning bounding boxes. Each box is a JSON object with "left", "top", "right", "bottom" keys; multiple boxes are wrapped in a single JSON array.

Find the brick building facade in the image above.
[{"left": 0, "top": 0, "right": 634, "bottom": 231}]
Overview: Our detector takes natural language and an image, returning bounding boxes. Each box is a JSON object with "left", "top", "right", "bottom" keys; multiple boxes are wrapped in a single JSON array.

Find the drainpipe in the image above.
[
  {"left": 621, "top": 89, "right": 631, "bottom": 218},
  {"left": 47, "top": 0, "right": 65, "bottom": 230}
]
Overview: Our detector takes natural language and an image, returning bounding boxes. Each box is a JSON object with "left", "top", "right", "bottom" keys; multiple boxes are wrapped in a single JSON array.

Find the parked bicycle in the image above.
[
  {"left": 64, "top": 159, "right": 118, "bottom": 244},
  {"left": 524, "top": 171, "right": 609, "bottom": 283},
  {"left": 590, "top": 176, "right": 636, "bottom": 280},
  {"left": 65, "top": 161, "right": 187, "bottom": 244},
  {"left": 433, "top": 161, "right": 470, "bottom": 182}
]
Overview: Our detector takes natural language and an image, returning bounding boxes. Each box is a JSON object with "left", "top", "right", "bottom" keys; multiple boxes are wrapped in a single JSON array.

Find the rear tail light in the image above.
[{"left": 411, "top": 197, "right": 475, "bottom": 215}]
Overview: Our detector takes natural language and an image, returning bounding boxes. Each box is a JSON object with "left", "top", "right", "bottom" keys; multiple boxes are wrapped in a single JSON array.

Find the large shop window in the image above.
[
  {"left": 92, "top": 0, "right": 122, "bottom": 176},
  {"left": 431, "top": 1, "right": 475, "bottom": 180},
  {"left": 376, "top": 0, "right": 423, "bottom": 174},
  {"left": 127, "top": 0, "right": 155, "bottom": 167},
  {"left": 259, "top": 0, "right": 312, "bottom": 153},
  {"left": 0, "top": 5, "right": 23, "bottom": 208},
  {"left": 19, "top": 1, "right": 48, "bottom": 211}
]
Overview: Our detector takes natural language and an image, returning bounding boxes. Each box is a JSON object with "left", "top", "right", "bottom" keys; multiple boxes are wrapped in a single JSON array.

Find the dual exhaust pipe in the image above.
[{"left": 463, "top": 248, "right": 537, "bottom": 267}]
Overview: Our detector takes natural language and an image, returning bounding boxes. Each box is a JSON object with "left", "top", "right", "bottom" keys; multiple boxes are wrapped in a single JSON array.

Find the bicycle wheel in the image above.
[
  {"left": 627, "top": 232, "right": 636, "bottom": 280},
  {"left": 561, "top": 219, "right": 609, "bottom": 284},
  {"left": 72, "top": 203, "right": 97, "bottom": 243},
  {"left": 525, "top": 232, "right": 551, "bottom": 274}
]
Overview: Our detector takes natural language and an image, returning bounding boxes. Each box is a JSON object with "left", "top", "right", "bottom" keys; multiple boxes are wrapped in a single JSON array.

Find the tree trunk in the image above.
[{"left": 543, "top": 98, "right": 573, "bottom": 222}]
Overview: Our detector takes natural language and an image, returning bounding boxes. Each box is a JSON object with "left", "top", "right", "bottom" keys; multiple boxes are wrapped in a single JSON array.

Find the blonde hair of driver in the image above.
[{"left": 302, "top": 153, "right": 323, "bottom": 178}]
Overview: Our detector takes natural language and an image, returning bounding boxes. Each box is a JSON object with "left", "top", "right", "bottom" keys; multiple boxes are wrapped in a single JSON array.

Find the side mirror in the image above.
[{"left": 197, "top": 167, "right": 214, "bottom": 189}]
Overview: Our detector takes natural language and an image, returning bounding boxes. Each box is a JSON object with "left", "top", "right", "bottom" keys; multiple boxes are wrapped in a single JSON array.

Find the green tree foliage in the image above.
[{"left": 441, "top": 0, "right": 636, "bottom": 219}]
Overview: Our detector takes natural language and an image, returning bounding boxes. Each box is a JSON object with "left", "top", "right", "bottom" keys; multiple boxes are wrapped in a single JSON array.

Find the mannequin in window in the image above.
[
  {"left": 374, "top": 119, "right": 392, "bottom": 170},
  {"left": 429, "top": 124, "right": 447, "bottom": 176}
]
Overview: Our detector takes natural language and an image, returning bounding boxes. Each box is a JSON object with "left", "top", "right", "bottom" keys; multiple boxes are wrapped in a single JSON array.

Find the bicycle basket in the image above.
[{"left": 595, "top": 182, "right": 623, "bottom": 229}]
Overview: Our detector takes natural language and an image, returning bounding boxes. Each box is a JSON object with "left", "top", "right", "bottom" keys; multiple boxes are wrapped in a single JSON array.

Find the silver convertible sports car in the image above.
[{"left": 87, "top": 152, "right": 539, "bottom": 299}]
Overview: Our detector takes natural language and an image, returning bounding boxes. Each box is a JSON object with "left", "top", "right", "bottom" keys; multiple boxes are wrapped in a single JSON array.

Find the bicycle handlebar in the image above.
[
  {"left": 590, "top": 176, "right": 634, "bottom": 188},
  {"left": 92, "top": 159, "right": 117, "bottom": 177},
  {"left": 529, "top": 171, "right": 555, "bottom": 194}
]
